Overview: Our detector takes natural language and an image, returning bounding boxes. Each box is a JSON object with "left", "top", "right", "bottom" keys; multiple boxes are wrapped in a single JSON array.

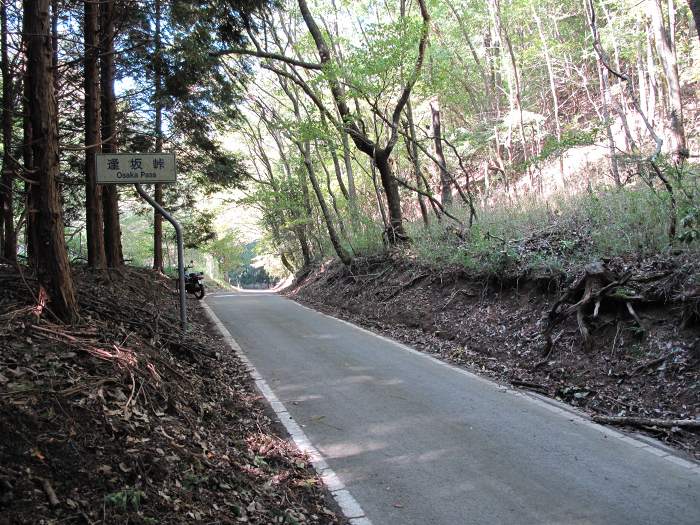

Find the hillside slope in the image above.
[
  {"left": 0, "top": 262, "right": 342, "bottom": 524},
  {"left": 288, "top": 251, "right": 700, "bottom": 458}
]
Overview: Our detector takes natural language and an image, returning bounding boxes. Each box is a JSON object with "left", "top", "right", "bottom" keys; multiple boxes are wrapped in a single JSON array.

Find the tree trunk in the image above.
[
  {"left": 406, "top": 99, "right": 429, "bottom": 226},
  {"left": 340, "top": 130, "right": 356, "bottom": 202},
  {"left": 26, "top": 0, "right": 79, "bottom": 322},
  {"left": 153, "top": 0, "right": 164, "bottom": 272},
  {"left": 1, "top": 0, "right": 16, "bottom": 262},
  {"left": 486, "top": 0, "right": 502, "bottom": 104},
  {"left": 320, "top": 150, "right": 349, "bottom": 240},
  {"left": 532, "top": 4, "right": 564, "bottom": 180},
  {"left": 265, "top": 124, "right": 312, "bottom": 266},
  {"left": 636, "top": 38, "right": 649, "bottom": 123},
  {"left": 430, "top": 100, "right": 452, "bottom": 207},
  {"left": 370, "top": 159, "right": 389, "bottom": 232},
  {"left": 585, "top": 0, "right": 622, "bottom": 188},
  {"left": 298, "top": 141, "right": 351, "bottom": 266},
  {"left": 100, "top": 0, "right": 123, "bottom": 267},
  {"left": 329, "top": 146, "right": 348, "bottom": 200},
  {"left": 295, "top": 226, "right": 312, "bottom": 267},
  {"left": 84, "top": 0, "right": 106, "bottom": 268},
  {"left": 502, "top": 26, "right": 532, "bottom": 191},
  {"left": 649, "top": 0, "right": 687, "bottom": 162},
  {"left": 23, "top": 14, "right": 39, "bottom": 264},
  {"left": 689, "top": 1, "right": 700, "bottom": 42},
  {"left": 280, "top": 252, "right": 295, "bottom": 274},
  {"left": 449, "top": 4, "right": 492, "bottom": 105},
  {"left": 645, "top": 21, "right": 658, "bottom": 127},
  {"left": 597, "top": 58, "right": 621, "bottom": 186},
  {"left": 374, "top": 149, "right": 407, "bottom": 243}
]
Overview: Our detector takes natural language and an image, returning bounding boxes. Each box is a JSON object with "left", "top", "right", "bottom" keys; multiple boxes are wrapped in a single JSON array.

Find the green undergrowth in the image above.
[{"left": 407, "top": 172, "right": 700, "bottom": 280}]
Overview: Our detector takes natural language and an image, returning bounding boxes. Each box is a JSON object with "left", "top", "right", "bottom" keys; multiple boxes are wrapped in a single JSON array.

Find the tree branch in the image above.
[{"left": 211, "top": 47, "right": 323, "bottom": 70}]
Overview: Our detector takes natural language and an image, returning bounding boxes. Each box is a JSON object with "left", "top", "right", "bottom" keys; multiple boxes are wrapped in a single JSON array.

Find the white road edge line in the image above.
[
  {"left": 282, "top": 296, "right": 700, "bottom": 473},
  {"left": 200, "top": 300, "right": 374, "bottom": 523}
]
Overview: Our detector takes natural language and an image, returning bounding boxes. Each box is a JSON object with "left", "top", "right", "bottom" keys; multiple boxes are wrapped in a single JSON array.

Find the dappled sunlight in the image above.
[{"left": 321, "top": 440, "right": 388, "bottom": 460}]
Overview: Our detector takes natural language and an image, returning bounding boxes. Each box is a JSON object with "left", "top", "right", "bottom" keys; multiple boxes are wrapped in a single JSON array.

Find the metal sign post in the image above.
[
  {"left": 133, "top": 184, "right": 187, "bottom": 332},
  {"left": 96, "top": 153, "right": 187, "bottom": 332}
]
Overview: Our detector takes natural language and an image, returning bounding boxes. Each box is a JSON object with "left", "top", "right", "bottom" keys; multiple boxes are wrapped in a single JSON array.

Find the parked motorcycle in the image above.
[{"left": 176, "top": 262, "right": 206, "bottom": 299}]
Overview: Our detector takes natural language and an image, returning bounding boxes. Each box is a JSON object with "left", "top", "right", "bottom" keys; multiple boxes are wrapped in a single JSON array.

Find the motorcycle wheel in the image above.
[{"left": 194, "top": 285, "right": 205, "bottom": 300}]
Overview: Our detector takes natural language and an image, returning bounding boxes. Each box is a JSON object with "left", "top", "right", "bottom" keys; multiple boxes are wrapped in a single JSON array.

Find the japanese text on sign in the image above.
[{"left": 96, "top": 153, "right": 177, "bottom": 184}]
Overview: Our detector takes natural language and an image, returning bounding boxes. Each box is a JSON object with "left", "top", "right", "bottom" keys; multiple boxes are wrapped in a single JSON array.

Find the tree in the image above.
[
  {"left": 294, "top": 0, "right": 431, "bottom": 243},
  {"left": 153, "top": 0, "right": 164, "bottom": 272},
  {"left": 216, "top": 0, "right": 697, "bottom": 272},
  {"left": 25, "top": 0, "right": 79, "bottom": 322},
  {"left": 648, "top": 0, "right": 687, "bottom": 163},
  {"left": 0, "top": 0, "right": 15, "bottom": 262},
  {"left": 84, "top": 0, "right": 106, "bottom": 268},
  {"left": 430, "top": 100, "right": 452, "bottom": 206},
  {"left": 688, "top": 1, "right": 700, "bottom": 43},
  {"left": 100, "top": 0, "right": 123, "bottom": 267}
]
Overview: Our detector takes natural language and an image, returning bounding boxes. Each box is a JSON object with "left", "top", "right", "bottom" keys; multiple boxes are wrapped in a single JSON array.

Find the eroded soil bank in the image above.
[
  {"left": 287, "top": 253, "right": 700, "bottom": 458},
  {"left": 0, "top": 263, "right": 342, "bottom": 524}
]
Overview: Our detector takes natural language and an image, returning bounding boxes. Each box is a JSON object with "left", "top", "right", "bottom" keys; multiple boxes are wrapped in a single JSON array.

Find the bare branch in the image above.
[{"left": 211, "top": 47, "right": 323, "bottom": 70}]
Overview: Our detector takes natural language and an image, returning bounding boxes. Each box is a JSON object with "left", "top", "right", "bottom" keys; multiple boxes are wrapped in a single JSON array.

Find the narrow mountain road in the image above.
[{"left": 206, "top": 291, "right": 699, "bottom": 525}]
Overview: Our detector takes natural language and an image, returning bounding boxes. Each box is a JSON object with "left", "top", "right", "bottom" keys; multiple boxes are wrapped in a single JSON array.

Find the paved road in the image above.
[{"left": 207, "top": 291, "right": 699, "bottom": 525}]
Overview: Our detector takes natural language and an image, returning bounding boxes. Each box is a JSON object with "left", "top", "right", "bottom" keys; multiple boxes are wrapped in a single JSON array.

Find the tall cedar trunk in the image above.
[
  {"left": 153, "top": 0, "right": 163, "bottom": 271},
  {"left": 406, "top": 99, "right": 429, "bottom": 226},
  {"left": 689, "top": 1, "right": 700, "bottom": 42},
  {"left": 23, "top": 15, "right": 39, "bottom": 263},
  {"left": 649, "top": 0, "right": 687, "bottom": 162},
  {"left": 100, "top": 0, "right": 123, "bottom": 266},
  {"left": 84, "top": 0, "right": 106, "bottom": 268},
  {"left": 1, "top": 0, "right": 16, "bottom": 261},
  {"left": 25, "top": 0, "right": 79, "bottom": 322},
  {"left": 430, "top": 101, "right": 452, "bottom": 206},
  {"left": 51, "top": 0, "right": 58, "bottom": 89}
]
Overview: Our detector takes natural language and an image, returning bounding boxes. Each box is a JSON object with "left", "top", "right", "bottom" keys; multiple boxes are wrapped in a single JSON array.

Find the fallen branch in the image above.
[
  {"left": 40, "top": 478, "right": 60, "bottom": 506},
  {"left": 441, "top": 288, "right": 475, "bottom": 310},
  {"left": 511, "top": 379, "right": 549, "bottom": 394},
  {"left": 593, "top": 415, "right": 700, "bottom": 429},
  {"left": 628, "top": 351, "right": 679, "bottom": 377}
]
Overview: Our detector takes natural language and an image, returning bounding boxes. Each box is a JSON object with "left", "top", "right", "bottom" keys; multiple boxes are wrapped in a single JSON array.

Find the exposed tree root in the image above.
[
  {"left": 543, "top": 261, "right": 632, "bottom": 355},
  {"left": 541, "top": 259, "right": 676, "bottom": 357}
]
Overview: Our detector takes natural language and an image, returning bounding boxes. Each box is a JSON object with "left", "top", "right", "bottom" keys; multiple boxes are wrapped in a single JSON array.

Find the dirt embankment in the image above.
[
  {"left": 287, "top": 253, "right": 700, "bottom": 458},
  {"left": 0, "top": 263, "right": 342, "bottom": 524}
]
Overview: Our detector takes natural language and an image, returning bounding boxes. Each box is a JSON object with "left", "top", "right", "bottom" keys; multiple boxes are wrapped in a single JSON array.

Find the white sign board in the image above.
[{"left": 96, "top": 153, "right": 177, "bottom": 184}]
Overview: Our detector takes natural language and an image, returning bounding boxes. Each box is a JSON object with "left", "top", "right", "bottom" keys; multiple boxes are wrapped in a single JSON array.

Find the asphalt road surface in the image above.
[{"left": 206, "top": 291, "right": 699, "bottom": 525}]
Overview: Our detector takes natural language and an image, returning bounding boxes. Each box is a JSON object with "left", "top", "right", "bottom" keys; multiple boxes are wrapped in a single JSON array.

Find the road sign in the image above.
[
  {"left": 95, "top": 152, "right": 186, "bottom": 330},
  {"left": 96, "top": 153, "right": 177, "bottom": 184}
]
